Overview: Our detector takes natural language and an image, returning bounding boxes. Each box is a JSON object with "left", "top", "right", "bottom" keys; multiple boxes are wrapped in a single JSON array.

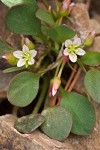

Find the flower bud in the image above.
[
  {"left": 49, "top": 77, "right": 61, "bottom": 97},
  {"left": 22, "top": 37, "right": 35, "bottom": 50},
  {"left": 59, "top": 0, "right": 75, "bottom": 16},
  {"left": 84, "top": 31, "right": 95, "bottom": 47},
  {"left": 2, "top": 54, "right": 17, "bottom": 65}
]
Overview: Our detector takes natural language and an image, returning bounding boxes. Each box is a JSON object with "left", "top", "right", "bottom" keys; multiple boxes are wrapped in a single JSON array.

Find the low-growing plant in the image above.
[{"left": 0, "top": 0, "right": 100, "bottom": 141}]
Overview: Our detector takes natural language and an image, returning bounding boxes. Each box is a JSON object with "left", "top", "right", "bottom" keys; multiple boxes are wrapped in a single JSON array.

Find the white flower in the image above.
[
  {"left": 13, "top": 44, "right": 37, "bottom": 67},
  {"left": 63, "top": 36, "right": 86, "bottom": 62}
]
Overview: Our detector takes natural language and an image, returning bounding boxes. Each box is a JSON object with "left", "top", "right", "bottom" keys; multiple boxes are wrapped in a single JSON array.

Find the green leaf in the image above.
[
  {"left": 14, "top": 114, "right": 45, "bottom": 133},
  {"left": 1, "top": 0, "right": 37, "bottom": 8},
  {"left": 47, "top": 25, "right": 76, "bottom": 43},
  {"left": 7, "top": 71, "right": 40, "bottom": 107},
  {"left": 0, "top": 39, "right": 13, "bottom": 57},
  {"left": 84, "top": 69, "right": 100, "bottom": 103},
  {"left": 36, "top": 9, "right": 55, "bottom": 26},
  {"left": 60, "top": 88, "right": 96, "bottom": 135},
  {"left": 41, "top": 106, "right": 72, "bottom": 141},
  {"left": 6, "top": 4, "right": 41, "bottom": 35},
  {"left": 3, "top": 66, "right": 25, "bottom": 73},
  {"left": 81, "top": 51, "right": 100, "bottom": 66}
]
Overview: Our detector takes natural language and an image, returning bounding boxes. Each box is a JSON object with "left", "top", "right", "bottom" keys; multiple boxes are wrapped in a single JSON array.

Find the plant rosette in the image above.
[{"left": 0, "top": 0, "right": 100, "bottom": 142}]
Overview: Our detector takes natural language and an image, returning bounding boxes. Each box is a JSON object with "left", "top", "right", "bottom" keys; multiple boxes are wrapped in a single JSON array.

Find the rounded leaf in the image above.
[
  {"left": 6, "top": 4, "right": 41, "bottom": 35},
  {"left": 7, "top": 72, "right": 40, "bottom": 107},
  {"left": 1, "top": 0, "right": 37, "bottom": 7},
  {"left": 60, "top": 88, "right": 96, "bottom": 135},
  {"left": 47, "top": 25, "right": 76, "bottom": 43},
  {"left": 14, "top": 114, "right": 45, "bottom": 133},
  {"left": 36, "top": 9, "right": 55, "bottom": 26},
  {"left": 84, "top": 69, "right": 100, "bottom": 103},
  {"left": 41, "top": 106, "right": 72, "bottom": 141},
  {"left": 81, "top": 51, "right": 100, "bottom": 66}
]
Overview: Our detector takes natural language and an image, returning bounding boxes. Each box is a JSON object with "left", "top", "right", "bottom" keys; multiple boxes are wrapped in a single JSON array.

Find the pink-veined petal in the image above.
[
  {"left": 69, "top": 53, "right": 77, "bottom": 62},
  {"left": 52, "top": 88, "right": 57, "bottom": 96},
  {"left": 30, "top": 50, "right": 37, "bottom": 57},
  {"left": 17, "top": 59, "right": 26, "bottom": 67},
  {"left": 63, "top": 48, "right": 69, "bottom": 56},
  {"left": 70, "top": 2, "right": 75, "bottom": 7},
  {"left": 13, "top": 51, "right": 23, "bottom": 59},
  {"left": 76, "top": 48, "right": 86, "bottom": 56},
  {"left": 65, "top": 40, "right": 72, "bottom": 47},
  {"left": 28, "top": 58, "right": 35, "bottom": 65},
  {"left": 73, "top": 37, "right": 81, "bottom": 46},
  {"left": 23, "top": 44, "right": 29, "bottom": 53},
  {"left": 91, "top": 30, "right": 95, "bottom": 38}
]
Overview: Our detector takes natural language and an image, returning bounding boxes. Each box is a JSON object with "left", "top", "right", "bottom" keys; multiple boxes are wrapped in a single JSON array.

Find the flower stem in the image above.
[
  {"left": 44, "top": 95, "right": 50, "bottom": 108},
  {"left": 32, "top": 77, "right": 48, "bottom": 114},
  {"left": 41, "top": 0, "right": 49, "bottom": 9},
  {"left": 54, "top": 58, "right": 63, "bottom": 77},
  {"left": 12, "top": 106, "right": 19, "bottom": 116},
  {"left": 55, "top": 0, "right": 59, "bottom": 12},
  {"left": 77, "top": 59, "right": 87, "bottom": 73},
  {"left": 49, "top": 93, "right": 58, "bottom": 106},
  {"left": 56, "top": 16, "right": 63, "bottom": 25},
  {"left": 58, "top": 60, "right": 65, "bottom": 78}
]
